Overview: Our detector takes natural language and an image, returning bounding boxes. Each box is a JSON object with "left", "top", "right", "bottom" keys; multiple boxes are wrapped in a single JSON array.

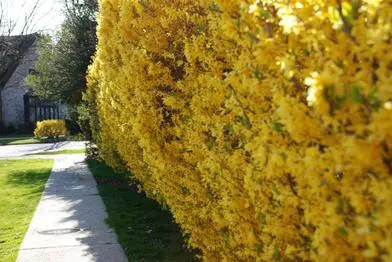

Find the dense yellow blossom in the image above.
[
  {"left": 88, "top": 0, "right": 392, "bottom": 260},
  {"left": 34, "top": 120, "right": 66, "bottom": 138}
]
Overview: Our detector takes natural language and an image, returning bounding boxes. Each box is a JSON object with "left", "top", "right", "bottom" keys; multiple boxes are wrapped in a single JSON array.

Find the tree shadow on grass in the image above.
[
  {"left": 86, "top": 159, "right": 199, "bottom": 262},
  {"left": 6, "top": 168, "right": 52, "bottom": 190},
  {"left": 16, "top": 157, "right": 198, "bottom": 261}
]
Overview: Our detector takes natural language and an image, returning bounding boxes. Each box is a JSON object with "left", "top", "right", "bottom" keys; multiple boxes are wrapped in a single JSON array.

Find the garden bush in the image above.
[
  {"left": 87, "top": 0, "right": 392, "bottom": 260},
  {"left": 34, "top": 120, "right": 67, "bottom": 138}
]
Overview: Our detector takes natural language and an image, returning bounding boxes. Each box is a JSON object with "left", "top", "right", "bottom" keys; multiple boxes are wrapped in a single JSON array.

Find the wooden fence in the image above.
[{"left": 24, "top": 95, "right": 61, "bottom": 123}]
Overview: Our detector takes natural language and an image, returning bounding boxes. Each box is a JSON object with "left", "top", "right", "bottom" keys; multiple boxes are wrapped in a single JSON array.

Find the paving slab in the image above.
[
  {"left": 43, "top": 186, "right": 99, "bottom": 197},
  {"left": 43, "top": 184, "right": 99, "bottom": 196},
  {"left": 45, "top": 176, "right": 97, "bottom": 188},
  {"left": 28, "top": 209, "right": 108, "bottom": 230},
  {"left": 36, "top": 195, "right": 107, "bottom": 213},
  {"left": 17, "top": 244, "right": 126, "bottom": 262},
  {"left": 17, "top": 155, "right": 127, "bottom": 262},
  {"left": 21, "top": 229, "right": 118, "bottom": 249}
]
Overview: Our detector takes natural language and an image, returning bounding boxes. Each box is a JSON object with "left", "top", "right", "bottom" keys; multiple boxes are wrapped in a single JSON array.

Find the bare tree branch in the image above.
[
  {"left": 20, "top": 0, "right": 41, "bottom": 35},
  {"left": 0, "top": 2, "right": 3, "bottom": 34},
  {"left": 29, "top": 6, "right": 55, "bottom": 34}
]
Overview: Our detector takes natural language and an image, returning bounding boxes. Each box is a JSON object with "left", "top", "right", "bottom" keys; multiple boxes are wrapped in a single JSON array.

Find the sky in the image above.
[{"left": 0, "top": 0, "right": 65, "bottom": 35}]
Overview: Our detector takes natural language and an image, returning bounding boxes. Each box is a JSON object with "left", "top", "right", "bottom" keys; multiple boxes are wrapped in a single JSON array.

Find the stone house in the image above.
[{"left": 0, "top": 34, "right": 67, "bottom": 133}]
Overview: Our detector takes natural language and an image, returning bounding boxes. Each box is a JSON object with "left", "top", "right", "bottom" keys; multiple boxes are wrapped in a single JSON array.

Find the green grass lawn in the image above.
[
  {"left": 0, "top": 159, "right": 53, "bottom": 261},
  {"left": 0, "top": 137, "right": 40, "bottom": 146},
  {"left": 87, "top": 160, "right": 198, "bottom": 261},
  {"left": 28, "top": 149, "right": 86, "bottom": 156},
  {"left": 0, "top": 136, "right": 68, "bottom": 146}
]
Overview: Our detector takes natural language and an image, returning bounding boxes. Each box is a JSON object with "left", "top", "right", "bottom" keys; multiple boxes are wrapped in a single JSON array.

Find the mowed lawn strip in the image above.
[
  {"left": 0, "top": 159, "right": 53, "bottom": 261},
  {"left": 87, "top": 160, "right": 198, "bottom": 262},
  {"left": 0, "top": 136, "right": 68, "bottom": 146},
  {"left": 0, "top": 137, "right": 40, "bottom": 146}
]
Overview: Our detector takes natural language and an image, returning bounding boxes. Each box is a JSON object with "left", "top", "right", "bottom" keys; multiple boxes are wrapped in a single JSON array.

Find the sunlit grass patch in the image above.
[{"left": 0, "top": 159, "right": 53, "bottom": 261}]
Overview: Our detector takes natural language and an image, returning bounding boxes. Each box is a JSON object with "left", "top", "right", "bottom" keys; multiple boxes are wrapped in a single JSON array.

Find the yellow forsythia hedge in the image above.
[
  {"left": 34, "top": 120, "right": 66, "bottom": 138},
  {"left": 88, "top": 0, "right": 392, "bottom": 260}
]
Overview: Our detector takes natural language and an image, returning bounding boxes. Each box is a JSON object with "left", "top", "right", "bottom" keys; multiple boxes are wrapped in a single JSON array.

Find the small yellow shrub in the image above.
[{"left": 34, "top": 120, "right": 67, "bottom": 138}]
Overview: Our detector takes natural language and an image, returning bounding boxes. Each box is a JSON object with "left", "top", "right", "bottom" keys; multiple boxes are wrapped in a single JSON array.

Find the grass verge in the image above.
[
  {"left": 28, "top": 149, "right": 86, "bottom": 155},
  {"left": 0, "top": 136, "right": 68, "bottom": 146},
  {"left": 86, "top": 159, "right": 197, "bottom": 261},
  {"left": 0, "top": 137, "right": 40, "bottom": 145},
  {"left": 0, "top": 159, "right": 53, "bottom": 261}
]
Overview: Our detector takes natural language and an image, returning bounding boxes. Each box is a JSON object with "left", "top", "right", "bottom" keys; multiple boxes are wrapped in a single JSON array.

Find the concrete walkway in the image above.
[{"left": 16, "top": 154, "right": 128, "bottom": 262}]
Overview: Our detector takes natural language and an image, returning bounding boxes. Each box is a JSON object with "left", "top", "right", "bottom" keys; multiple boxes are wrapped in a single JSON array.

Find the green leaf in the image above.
[
  {"left": 257, "top": 243, "right": 264, "bottom": 252},
  {"left": 196, "top": 23, "right": 207, "bottom": 34},
  {"left": 209, "top": 1, "right": 221, "bottom": 12},
  {"left": 247, "top": 32, "right": 260, "bottom": 44},
  {"left": 302, "top": 48, "right": 310, "bottom": 56},
  {"left": 336, "top": 198, "right": 346, "bottom": 214},
  {"left": 206, "top": 138, "right": 217, "bottom": 150},
  {"left": 182, "top": 115, "right": 191, "bottom": 124},
  {"left": 338, "top": 227, "right": 348, "bottom": 236},
  {"left": 236, "top": 17, "right": 241, "bottom": 32},
  {"left": 259, "top": 8, "right": 272, "bottom": 19},
  {"left": 350, "top": 0, "right": 361, "bottom": 19},
  {"left": 223, "top": 124, "right": 234, "bottom": 134},
  {"left": 235, "top": 116, "right": 252, "bottom": 129},
  {"left": 257, "top": 212, "right": 267, "bottom": 225},
  {"left": 220, "top": 230, "right": 229, "bottom": 240},
  {"left": 368, "top": 88, "right": 382, "bottom": 110},
  {"left": 271, "top": 121, "right": 285, "bottom": 133},
  {"left": 322, "top": 85, "right": 347, "bottom": 114},
  {"left": 351, "top": 85, "right": 363, "bottom": 103},
  {"left": 253, "top": 67, "right": 263, "bottom": 80},
  {"left": 273, "top": 249, "right": 281, "bottom": 260},
  {"left": 335, "top": 59, "right": 344, "bottom": 69}
]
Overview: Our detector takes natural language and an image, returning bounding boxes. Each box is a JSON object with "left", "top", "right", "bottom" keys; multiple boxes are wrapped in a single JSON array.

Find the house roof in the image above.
[{"left": 0, "top": 33, "right": 39, "bottom": 90}]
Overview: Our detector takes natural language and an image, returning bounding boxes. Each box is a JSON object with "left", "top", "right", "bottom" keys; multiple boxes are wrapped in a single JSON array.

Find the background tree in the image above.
[
  {"left": 26, "top": 0, "right": 98, "bottom": 136},
  {"left": 1, "top": 0, "right": 42, "bottom": 80},
  {"left": 27, "top": 0, "right": 98, "bottom": 106}
]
